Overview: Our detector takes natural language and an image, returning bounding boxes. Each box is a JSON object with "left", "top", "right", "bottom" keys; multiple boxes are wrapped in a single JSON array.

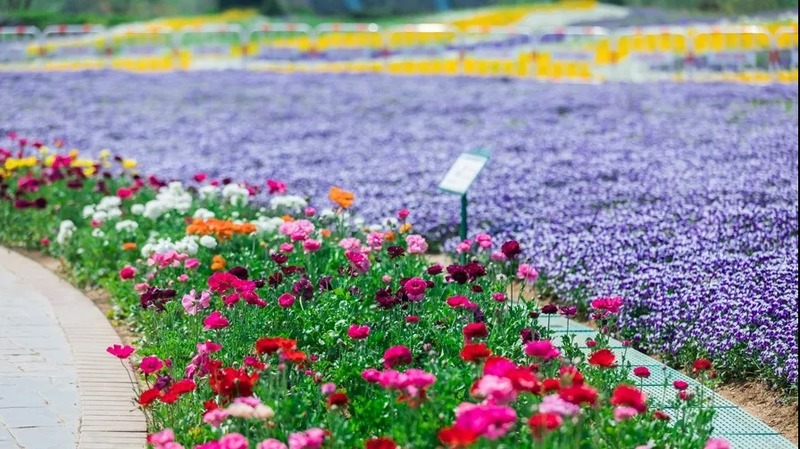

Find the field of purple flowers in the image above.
[{"left": 1, "top": 71, "right": 797, "bottom": 391}]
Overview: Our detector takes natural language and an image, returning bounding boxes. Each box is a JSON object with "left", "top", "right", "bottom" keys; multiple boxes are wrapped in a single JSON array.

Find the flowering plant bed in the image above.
[{"left": 0, "top": 139, "right": 735, "bottom": 449}]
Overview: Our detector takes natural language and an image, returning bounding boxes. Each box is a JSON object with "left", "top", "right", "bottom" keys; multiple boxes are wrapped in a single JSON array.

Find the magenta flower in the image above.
[
  {"left": 303, "top": 239, "right": 321, "bottom": 253},
  {"left": 383, "top": 345, "right": 412, "bottom": 369},
  {"left": 288, "top": 428, "right": 326, "bottom": 449},
  {"left": 204, "top": 311, "right": 230, "bottom": 330},
  {"left": 524, "top": 340, "right": 561, "bottom": 360},
  {"left": 347, "top": 324, "right": 370, "bottom": 340},
  {"left": 704, "top": 439, "right": 732, "bottom": 449},
  {"left": 278, "top": 293, "right": 295, "bottom": 308},
  {"left": 219, "top": 433, "right": 249, "bottom": 449},
  {"left": 267, "top": 179, "right": 287, "bottom": 194},
  {"left": 345, "top": 251, "right": 370, "bottom": 274},
  {"left": 147, "top": 428, "right": 175, "bottom": 445},
  {"left": 403, "top": 277, "right": 427, "bottom": 301},
  {"left": 475, "top": 233, "right": 492, "bottom": 249},
  {"left": 591, "top": 297, "right": 624, "bottom": 314},
  {"left": 119, "top": 265, "right": 137, "bottom": 280},
  {"left": 106, "top": 344, "right": 135, "bottom": 359},
  {"left": 184, "top": 258, "right": 200, "bottom": 270},
  {"left": 397, "top": 208, "right": 410, "bottom": 221},
  {"left": 139, "top": 356, "right": 164, "bottom": 375}
]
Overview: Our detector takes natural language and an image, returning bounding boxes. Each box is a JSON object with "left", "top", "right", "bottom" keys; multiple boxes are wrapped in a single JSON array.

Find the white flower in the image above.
[
  {"left": 97, "top": 196, "right": 121, "bottom": 211},
  {"left": 269, "top": 195, "right": 307, "bottom": 212},
  {"left": 82, "top": 205, "right": 96, "bottom": 219},
  {"left": 142, "top": 183, "right": 193, "bottom": 220},
  {"left": 114, "top": 220, "right": 139, "bottom": 233},
  {"left": 131, "top": 204, "right": 145, "bottom": 215},
  {"left": 199, "top": 235, "right": 217, "bottom": 249},
  {"left": 252, "top": 216, "right": 285, "bottom": 235},
  {"left": 175, "top": 236, "right": 199, "bottom": 256},
  {"left": 222, "top": 184, "right": 250, "bottom": 207},
  {"left": 319, "top": 208, "right": 336, "bottom": 218},
  {"left": 198, "top": 185, "right": 220, "bottom": 200},
  {"left": 56, "top": 220, "right": 76, "bottom": 245},
  {"left": 192, "top": 208, "right": 216, "bottom": 219},
  {"left": 91, "top": 228, "right": 105, "bottom": 238}
]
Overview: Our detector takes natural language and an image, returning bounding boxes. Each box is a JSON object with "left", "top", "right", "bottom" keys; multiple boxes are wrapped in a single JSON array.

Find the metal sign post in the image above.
[{"left": 438, "top": 148, "right": 490, "bottom": 264}]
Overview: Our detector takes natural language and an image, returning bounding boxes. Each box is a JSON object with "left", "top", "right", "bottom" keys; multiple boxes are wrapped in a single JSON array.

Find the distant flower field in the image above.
[{"left": 1, "top": 71, "right": 797, "bottom": 390}]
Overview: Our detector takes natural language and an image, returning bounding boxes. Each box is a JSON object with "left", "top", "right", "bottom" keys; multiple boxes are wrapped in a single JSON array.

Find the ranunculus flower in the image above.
[
  {"left": 460, "top": 343, "right": 492, "bottom": 363},
  {"left": 346, "top": 250, "right": 370, "bottom": 274},
  {"left": 267, "top": 179, "right": 287, "bottom": 194},
  {"left": 347, "top": 324, "right": 370, "bottom": 340},
  {"left": 500, "top": 240, "right": 521, "bottom": 259},
  {"left": 588, "top": 349, "right": 616, "bottom": 368},
  {"left": 673, "top": 380, "right": 689, "bottom": 391},
  {"left": 383, "top": 345, "right": 412, "bottom": 369},
  {"left": 219, "top": 433, "right": 249, "bottom": 449},
  {"left": 610, "top": 384, "right": 648, "bottom": 413},
  {"left": 633, "top": 366, "right": 651, "bottom": 378},
  {"left": 528, "top": 412, "right": 562, "bottom": 439},
  {"left": 405, "top": 234, "right": 428, "bottom": 254},
  {"left": 182, "top": 289, "right": 211, "bottom": 315},
  {"left": 704, "top": 438, "right": 732, "bottom": 449},
  {"left": 693, "top": 358, "right": 713, "bottom": 372},
  {"left": 119, "top": 265, "right": 137, "bottom": 280},
  {"left": 147, "top": 428, "right": 175, "bottom": 445},
  {"left": 403, "top": 277, "right": 427, "bottom": 301},
  {"left": 463, "top": 322, "right": 488, "bottom": 341},
  {"left": 140, "top": 356, "right": 164, "bottom": 375},
  {"left": 278, "top": 293, "right": 295, "bottom": 308},
  {"left": 106, "top": 344, "right": 135, "bottom": 359},
  {"left": 258, "top": 439, "right": 288, "bottom": 449},
  {"left": 204, "top": 311, "right": 230, "bottom": 330},
  {"left": 614, "top": 406, "right": 639, "bottom": 421},
  {"left": 524, "top": 340, "right": 560, "bottom": 360},
  {"left": 303, "top": 239, "right": 321, "bottom": 253},
  {"left": 516, "top": 264, "right": 538, "bottom": 284}
]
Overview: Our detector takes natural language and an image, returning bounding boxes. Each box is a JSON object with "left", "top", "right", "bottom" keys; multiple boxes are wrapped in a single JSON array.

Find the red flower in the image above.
[
  {"left": 383, "top": 345, "right": 413, "bottom": 369},
  {"left": 653, "top": 410, "right": 671, "bottom": 421},
  {"left": 168, "top": 379, "right": 197, "bottom": 396},
  {"left": 693, "top": 358, "right": 713, "bottom": 372},
  {"left": 209, "top": 367, "right": 259, "bottom": 400},
  {"left": 673, "top": 380, "right": 689, "bottom": 391},
  {"left": 463, "top": 323, "right": 488, "bottom": 341},
  {"left": 542, "top": 378, "right": 561, "bottom": 393},
  {"left": 438, "top": 426, "right": 478, "bottom": 448},
  {"left": 255, "top": 337, "right": 296, "bottom": 355},
  {"left": 528, "top": 412, "right": 562, "bottom": 439},
  {"left": 327, "top": 392, "right": 349, "bottom": 408},
  {"left": 633, "top": 366, "right": 651, "bottom": 378},
  {"left": 610, "top": 384, "right": 648, "bottom": 413},
  {"left": 588, "top": 349, "right": 616, "bottom": 368},
  {"left": 365, "top": 437, "right": 397, "bottom": 449},
  {"left": 558, "top": 384, "right": 598, "bottom": 406},
  {"left": 506, "top": 367, "right": 540, "bottom": 393},
  {"left": 559, "top": 366, "right": 584, "bottom": 386},
  {"left": 138, "top": 387, "right": 161, "bottom": 407},
  {"left": 281, "top": 349, "right": 307, "bottom": 365},
  {"left": 460, "top": 343, "right": 492, "bottom": 363}
]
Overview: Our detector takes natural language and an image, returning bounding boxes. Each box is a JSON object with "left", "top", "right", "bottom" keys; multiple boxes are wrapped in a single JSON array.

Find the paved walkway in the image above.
[{"left": 0, "top": 248, "right": 145, "bottom": 449}]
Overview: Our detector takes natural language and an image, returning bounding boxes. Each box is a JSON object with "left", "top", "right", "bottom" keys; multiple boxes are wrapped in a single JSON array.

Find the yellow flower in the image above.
[
  {"left": 83, "top": 166, "right": 96, "bottom": 176},
  {"left": 44, "top": 155, "right": 56, "bottom": 167},
  {"left": 39, "top": 146, "right": 49, "bottom": 155},
  {"left": 4, "top": 157, "right": 37, "bottom": 171},
  {"left": 122, "top": 159, "right": 137, "bottom": 170},
  {"left": 99, "top": 149, "right": 111, "bottom": 159},
  {"left": 68, "top": 148, "right": 79, "bottom": 159},
  {"left": 399, "top": 223, "right": 413, "bottom": 234}
]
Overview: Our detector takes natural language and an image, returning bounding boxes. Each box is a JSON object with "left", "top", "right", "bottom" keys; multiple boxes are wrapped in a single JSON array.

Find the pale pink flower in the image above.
[
  {"left": 258, "top": 439, "right": 288, "bottom": 449},
  {"left": 288, "top": 428, "right": 325, "bottom": 449},
  {"left": 219, "top": 433, "right": 249, "bottom": 449},
  {"left": 490, "top": 251, "right": 507, "bottom": 262},
  {"left": 456, "top": 240, "right": 473, "bottom": 254},
  {"left": 539, "top": 394, "right": 582, "bottom": 416},
  {"left": 203, "top": 409, "right": 229, "bottom": 428},
  {"left": 181, "top": 290, "right": 211, "bottom": 315},
  {"left": 704, "top": 439, "right": 732, "bottom": 449},
  {"left": 321, "top": 383, "right": 336, "bottom": 395},
  {"left": 147, "top": 428, "right": 175, "bottom": 445},
  {"left": 184, "top": 258, "right": 200, "bottom": 270},
  {"left": 339, "top": 237, "right": 363, "bottom": 252},
  {"left": 614, "top": 406, "right": 639, "bottom": 422},
  {"left": 475, "top": 233, "right": 492, "bottom": 249},
  {"left": 516, "top": 264, "right": 539, "bottom": 284},
  {"left": 366, "top": 231, "right": 384, "bottom": 249},
  {"left": 472, "top": 375, "right": 517, "bottom": 404},
  {"left": 177, "top": 274, "right": 189, "bottom": 283},
  {"left": 405, "top": 234, "right": 428, "bottom": 254}
]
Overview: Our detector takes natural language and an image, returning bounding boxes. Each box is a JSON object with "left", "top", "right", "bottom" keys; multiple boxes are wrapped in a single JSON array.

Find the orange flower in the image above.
[
  {"left": 122, "top": 242, "right": 137, "bottom": 251},
  {"left": 399, "top": 223, "right": 413, "bottom": 234},
  {"left": 329, "top": 186, "right": 355, "bottom": 209},
  {"left": 211, "top": 255, "right": 227, "bottom": 272},
  {"left": 186, "top": 218, "right": 257, "bottom": 241},
  {"left": 282, "top": 215, "right": 294, "bottom": 222},
  {"left": 320, "top": 229, "right": 332, "bottom": 239},
  {"left": 384, "top": 231, "right": 396, "bottom": 242}
]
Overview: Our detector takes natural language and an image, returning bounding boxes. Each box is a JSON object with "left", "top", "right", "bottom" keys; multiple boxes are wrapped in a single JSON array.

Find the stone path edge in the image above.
[{"left": 1, "top": 247, "right": 146, "bottom": 449}]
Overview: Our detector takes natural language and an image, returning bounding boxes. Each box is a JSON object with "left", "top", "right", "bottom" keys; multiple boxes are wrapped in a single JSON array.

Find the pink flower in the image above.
[
  {"left": 492, "top": 292, "right": 506, "bottom": 302},
  {"left": 139, "top": 356, "right": 164, "bottom": 375},
  {"left": 516, "top": 264, "right": 539, "bottom": 284},
  {"left": 219, "top": 433, "right": 249, "bottom": 449},
  {"left": 591, "top": 297, "right": 624, "bottom": 314},
  {"left": 345, "top": 251, "right": 370, "bottom": 274},
  {"left": 304, "top": 207, "right": 316, "bottom": 217},
  {"left": 194, "top": 173, "right": 207, "bottom": 182},
  {"left": 524, "top": 340, "right": 560, "bottom": 360},
  {"left": 456, "top": 240, "right": 473, "bottom": 254},
  {"left": 203, "top": 409, "right": 229, "bottom": 428},
  {"left": 475, "top": 233, "right": 492, "bottom": 249},
  {"left": 177, "top": 274, "right": 189, "bottom": 283},
  {"left": 366, "top": 231, "right": 384, "bottom": 249},
  {"left": 704, "top": 438, "right": 732, "bottom": 449},
  {"left": 184, "top": 258, "right": 200, "bottom": 270},
  {"left": 339, "top": 237, "right": 363, "bottom": 252},
  {"left": 280, "top": 243, "right": 294, "bottom": 253},
  {"left": 471, "top": 375, "right": 517, "bottom": 404},
  {"left": 614, "top": 406, "right": 639, "bottom": 422},
  {"left": 182, "top": 290, "right": 211, "bottom": 315},
  {"left": 303, "top": 239, "right": 321, "bottom": 253},
  {"left": 347, "top": 324, "right": 370, "bottom": 340},
  {"left": 40, "top": 237, "right": 50, "bottom": 247},
  {"left": 362, "top": 368, "right": 381, "bottom": 383},
  {"left": 147, "top": 428, "right": 175, "bottom": 445},
  {"left": 258, "top": 439, "right": 288, "bottom": 449},
  {"left": 405, "top": 234, "right": 428, "bottom": 254},
  {"left": 490, "top": 251, "right": 507, "bottom": 262},
  {"left": 403, "top": 277, "right": 427, "bottom": 301},
  {"left": 106, "top": 344, "right": 135, "bottom": 359},
  {"left": 397, "top": 208, "right": 410, "bottom": 221},
  {"left": 321, "top": 383, "right": 336, "bottom": 396},
  {"left": 446, "top": 295, "right": 477, "bottom": 310},
  {"left": 288, "top": 428, "right": 326, "bottom": 449},
  {"left": 267, "top": 179, "right": 287, "bottom": 194},
  {"left": 278, "top": 293, "right": 295, "bottom": 308},
  {"left": 381, "top": 275, "right": 392, "bottom": 283},
  {"left": 454, "top": 403, "right": 517, "bottom": 440},
  {"left": 204, "top": 311, "right": 230, "bottom": 330},
  {"left": 117, "top": 187, "right": 133, "bottom": 199},
  {"left": 538, "top": 394, "right": 581, "bottom": 417},
  {"left": 119, "top": 265, "right": 137, "bottom": 280}
]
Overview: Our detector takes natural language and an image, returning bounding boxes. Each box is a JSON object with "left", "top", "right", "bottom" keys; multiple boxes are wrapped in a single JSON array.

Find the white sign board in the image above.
[{"left": 438, "top": 153, "right": 489, "bottom": 195}]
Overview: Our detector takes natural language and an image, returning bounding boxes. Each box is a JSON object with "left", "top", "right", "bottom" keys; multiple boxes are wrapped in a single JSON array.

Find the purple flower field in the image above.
[{"left": 1, "top": 71, "right": 797, "bottom": 389}]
